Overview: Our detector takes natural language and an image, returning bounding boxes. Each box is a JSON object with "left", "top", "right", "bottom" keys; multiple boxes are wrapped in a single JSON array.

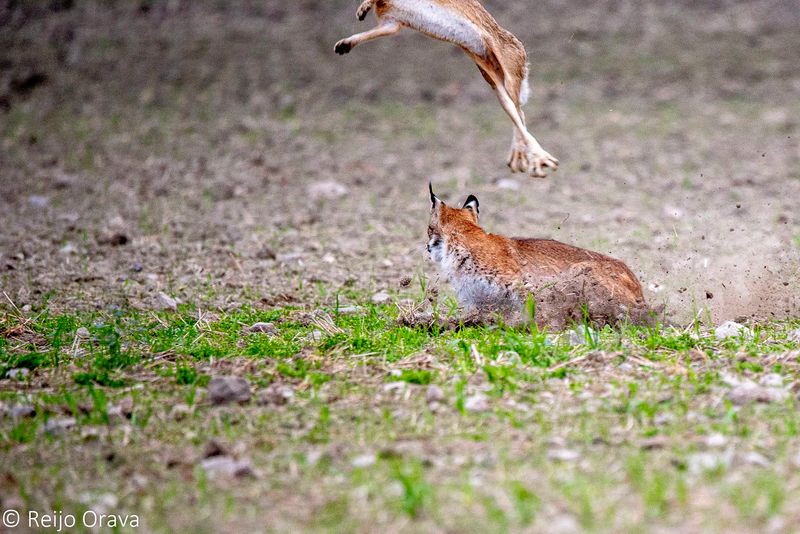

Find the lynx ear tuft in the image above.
[
  {"left": 429, "top": 182, "right": 442, "bottom": 209},
  {"left": 463, "top": 194, "right": 479, "bottom": 215}
]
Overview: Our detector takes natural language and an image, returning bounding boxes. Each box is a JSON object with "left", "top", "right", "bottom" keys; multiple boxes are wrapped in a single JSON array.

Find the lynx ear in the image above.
[
  {"left": 463, "top": 194, "right": 479, "bottom": 220},
  {"left": 429, "top": 182, "right": 443, "bottom": 210}
]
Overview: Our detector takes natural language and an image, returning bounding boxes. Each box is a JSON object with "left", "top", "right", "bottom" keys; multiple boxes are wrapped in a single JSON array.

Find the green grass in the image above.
[{"left": 1, "top": 302, "right": 799, "bottom": 532}]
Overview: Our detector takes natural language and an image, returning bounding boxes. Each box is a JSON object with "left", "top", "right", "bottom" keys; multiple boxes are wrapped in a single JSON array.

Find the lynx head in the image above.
[{"left": 427, "top": 183, "right": 480, "bottom": 263}]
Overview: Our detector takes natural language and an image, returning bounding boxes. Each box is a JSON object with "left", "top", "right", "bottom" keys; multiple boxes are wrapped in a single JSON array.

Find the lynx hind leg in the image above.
[{"left": 356, "top": 0, "right": 375, "bottom": 20}]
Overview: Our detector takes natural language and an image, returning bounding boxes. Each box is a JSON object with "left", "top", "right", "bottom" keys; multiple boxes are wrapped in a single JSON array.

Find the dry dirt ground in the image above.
[
  {"left": 1, "top": 1, "right": 800, "bottom": 533},
  {"left": 1, "top": 0, "right": 799, "bottom": 322}
]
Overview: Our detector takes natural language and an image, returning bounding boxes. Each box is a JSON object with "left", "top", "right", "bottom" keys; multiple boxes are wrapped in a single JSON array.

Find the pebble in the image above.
[
  {"left": 44, "top": 417, "right": 77, "bottom": 436},
  {"left": 464, "top": 393, "right": 490, "bottom": 413},
  {"left": 568, "top": 325, "right": 597, "bottom": 346},
  {"left": 371, "top": 291, "right": 391, "bottom": 305},
  {"left": 743, "top": 451, "right": 769, "bottom": 467},
  {"left": 257, "top": 383, "right": 294, "bottom": 406},
  {"left": 705, "top": 433, "right": 728, "bottom": 448},
  {"left": 207, "top": 376, "right": 252, "bottom": 405},
  {"left": 687, "top": 450, "right": 733, "bottom": 475},
  {"left": 727, "top": 381, "right": 788, "bottom": 405},
  {"left": 789, "top": 328, "right": 800, "bottom": 343},
  {"left": 59, "top": 242, "right": 77, "bottom": 255},
  {"left": 496, "top": 178, "right": 521, "bottom": 191},
  {"left": 759, "top": 373, "right": 784, "bottom": 388},
  {"left": 248, "top": 322, "right": 277, "bottom": 335},
  {"left": 200, "top": 456, "right": 256, "bottom": 479},
  {"left": 157, "top": 292, "right": 178, "bottom": 311},
  {"left": 28, "top": 195, "right": 50, "bottom": 208},
  {"left": 307, "top": 180, "right": 348, "bottom": 200},
  {"left": 715, "top": 321, "right": 753, "bottom": 340},
  {"left": 351, "top": 454, "right": 377, "bottom": 468},
  {"left": 6, "top": 368, "right": 29, "bottom": 380},
  {"left": 336, "top": 305, "right": 363, "bottom": 315},
  {"left": 10, "top": 405, "right": 36, "bottom": 419},
  {"left": 306, "top": 329, "right": 324, "bottom": 343},
  {"left": 547, "top": 448, "right": 581, "bottom": 462},
  {"left": 76, "top": 327, "right": 91, "bottom": 339},
  {"left": 425, "top": 385, "right": 445, "bottom": 404}
]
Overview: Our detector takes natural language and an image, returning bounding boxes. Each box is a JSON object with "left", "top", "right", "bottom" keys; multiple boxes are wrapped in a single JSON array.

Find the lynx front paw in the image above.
[{"left": 334, "top": 39, "right": 353, "bottom": 55}]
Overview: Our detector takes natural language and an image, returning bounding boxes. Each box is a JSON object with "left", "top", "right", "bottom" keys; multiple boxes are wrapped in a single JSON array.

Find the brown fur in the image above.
[
  {"left": 335, "top": 0, "right": 558, "bottom": 177},
  {"left": 428, "top": 192, "right": 650, "bottom": 329}
]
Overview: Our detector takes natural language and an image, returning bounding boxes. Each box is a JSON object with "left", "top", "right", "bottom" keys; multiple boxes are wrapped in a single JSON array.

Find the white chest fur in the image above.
[
  {"left": 434, "top": 241, "right": 519, "bottom": 313},
  {"left": 388, "top": 0, "right": 487, "bottom": 57}
]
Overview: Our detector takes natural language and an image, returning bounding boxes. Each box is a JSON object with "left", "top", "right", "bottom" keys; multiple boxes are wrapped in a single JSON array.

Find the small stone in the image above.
[
  {"left": 28, "top": 195, "right": 50, "bottom": 208},
  {"left": 157, "top": 292, "right": 178, "bottom": 311},
  {"left": 705, "top": 433, "right": 728, "bottom": 448},
  {"left": 336, "top": 305, "right": 362, "bottom": 315},
  {"left": 257, "top": 383, "right": 294, "bottom": 406},
  {"left": 200, "top": 456, "right": 255, "bottom": 479},
  {"left": 6, "top": 368, "right": 30, "bottom": 380},
  {"left": 618, "top": 362, "right": 634, "bottom": 373},
  {"left": 59, "top": 242, "right": 77, "bottom": 254},
  {"left": 10, "top": 405, "right": 36, "bottom": 419},
  {"left": 248, "top": 322, "right": 277, "bottom": 334},
  {"left": 351, "top": 454, "right": 377, "bottom": 468},
  {"left": 789, "top": 328, "right": 800, "bottom": 343},
  {"left": 306, "top": 329, "right": 324, "bottom": 343},
  {"left": 371, "top": 291, "right": 391, "bottom": 305},
  {"left": 759, "top": 373, "right": 784, "bottom": 388},
  {"left": 743, "top": 451, "right": 769, "bottom": 467},
  {"left": 426, "top": 385, "right": 445, "bottom": 404},
  {"left": 383, "top": 381, "right": 406, "bottom": 393},
  {"left": 496, "top": 178, "right": 520, "bottom": 191},
  {"left": 207, "top": 376, "right": 251, "bottom": 405},
  {"left": 44, "top": 417, "right": 76, "bottom": 436},
  {"left": 464, "top": 393, "right": 490, "bottom": 413},
  {"left": 76, "top": 327, "right": 91, "bottom": 339},
  {"left": 568, "top": 325, "right": 597, "bottom": 346},
  {"left": 307, "top": 180, "right": 348, "bottom": 200},
  {"left": 322, "top": 253, "right": 336, "bottom": 264},
  {"left": 727, "top": 382, "right": 788, "bottom": 405},
  {"left": 687, "top": 450, "right": 733, "bottom": 475},
  {"left": 715, "top": 321, "right": 753, "bottom": 340},
  {"left": 547, "top": 448, "right": 581, "bottom": 462}
]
